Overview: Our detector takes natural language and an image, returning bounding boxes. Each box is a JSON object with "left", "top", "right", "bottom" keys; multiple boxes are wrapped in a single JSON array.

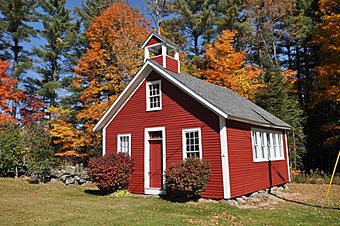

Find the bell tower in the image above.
[{"left": 141, "top": 32, "right": 181, "bottom": 74}]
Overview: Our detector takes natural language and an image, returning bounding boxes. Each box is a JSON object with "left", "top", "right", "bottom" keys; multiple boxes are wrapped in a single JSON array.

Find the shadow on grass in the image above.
[
  {"left": 160, "top": 195, "right": 200, "bottom": 203},
  {"left": 84, "top": 189, "right": 112, "bottom": 196},
  {"left": 270, "top": 193, "right": 340, "bottom": 210}
]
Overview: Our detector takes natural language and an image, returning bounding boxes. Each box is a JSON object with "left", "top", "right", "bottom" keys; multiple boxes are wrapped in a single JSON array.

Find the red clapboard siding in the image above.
[
  {"left": 226, "top": 120, "right": 289, "bottom": 198},
  {"left": 105, "top": 71, "right": 224, "bottom": 198},
  {"left": 166, "top": 56, "right": 178, "bottom": 73},
  {"left": 150, "top": 56, "right": 163, "bottom": 66},
  {"left": 146, "top": 36, "right": 161, "bottom": 46}
]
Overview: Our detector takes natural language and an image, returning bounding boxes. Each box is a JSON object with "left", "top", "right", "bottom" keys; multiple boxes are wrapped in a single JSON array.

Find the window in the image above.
[
  {"left": 251, "top": 129, "right": 284, "bottom": 162},
  {"left": 117, "top": 134, "right": 131, "bottom": 155},
  {"left": 182, "top": 128, "right": 202, "bottom": 159},
  {"left": 146, "top": 80, "right": 162, "bottom": 111}
]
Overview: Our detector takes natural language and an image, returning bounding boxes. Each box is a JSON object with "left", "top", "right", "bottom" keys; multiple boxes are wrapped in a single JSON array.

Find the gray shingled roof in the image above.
[{"left": 151, "top": 61, "right": 291, "bottom": 128}]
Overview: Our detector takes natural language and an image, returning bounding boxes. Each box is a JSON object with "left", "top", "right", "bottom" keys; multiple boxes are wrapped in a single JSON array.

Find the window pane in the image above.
[
  {"left": 148, "top": 82, "right": 161, "bottom": 110},
  {"left": 119, "top": 135, "right": 130, "bottom": 154},
  {"left": 184, "top": 130, "right": 200, "bottom": 159}
]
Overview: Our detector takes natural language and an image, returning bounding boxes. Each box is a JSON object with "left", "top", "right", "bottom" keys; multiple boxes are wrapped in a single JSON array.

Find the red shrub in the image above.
[
  {"left": 165, "top": 158, "right": 211, "bottom": 199},
  {"left": 87, "top": 153, "right": 134, "bottom": 193}
]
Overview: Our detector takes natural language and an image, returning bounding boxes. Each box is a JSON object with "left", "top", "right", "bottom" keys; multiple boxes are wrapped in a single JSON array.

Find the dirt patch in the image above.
[{"left": 238, "top": 183, "right": 340, "bottom": 209}]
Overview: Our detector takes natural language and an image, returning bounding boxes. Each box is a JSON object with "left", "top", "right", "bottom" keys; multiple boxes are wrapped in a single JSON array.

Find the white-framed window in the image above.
[
  {"left": 182, "top": 128, "right": 202, "bottom": 159},
  {"left": 117, "top": 134, "right": 131, "bottom": 156},
  {"left": 146, "top": 80, "right": 162, "bottom": 111},
  {"left": 251, "top": 128, "right": 284, "bottom": 162}
]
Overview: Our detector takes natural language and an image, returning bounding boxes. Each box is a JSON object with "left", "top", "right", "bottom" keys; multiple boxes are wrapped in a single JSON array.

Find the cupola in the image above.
[{"left": 141, "top": 32, "right": 181, "bottom": 74}]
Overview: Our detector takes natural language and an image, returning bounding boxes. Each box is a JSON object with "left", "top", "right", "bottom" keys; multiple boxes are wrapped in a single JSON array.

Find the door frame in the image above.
[{"left": 144, "top": 127, "right": 166, "bottom": 195}]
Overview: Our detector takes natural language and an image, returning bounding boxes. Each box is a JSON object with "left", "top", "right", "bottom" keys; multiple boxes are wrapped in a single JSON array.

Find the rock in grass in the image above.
[
  {"left": 241, "top": 195, "right": 249, "bottom": 200},
  {"left": 226, "top": 200, "right": 238, "bottom": 207},
  {"left": 65, "top": 177, "right": 75, "bottom": 185},
  {"left": 236, "top": 197, "right": 246, "bottom": 205}
]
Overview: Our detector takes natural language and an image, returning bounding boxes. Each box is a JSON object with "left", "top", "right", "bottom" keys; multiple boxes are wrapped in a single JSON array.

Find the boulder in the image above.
[
  {"left": 79, "top": 178, "right": 86, "bottom": 184},
  {"left": 65, "top": 166, "right": 76, "bottom": 175},
  {"left": 241, "top": 196, "right": 249, "bottom": 200},
  {"left": 277, "top": 186, "right": 284, "bottom": 192},
  {"left": 236, "top": 197, "right": 246, "bottom": 205},
  {"left": 50, "top": 178, "right": 59, "bottom": 183},
  {"left": 226, "top": 200, "right": 238, "bottom": 207},
  {"left": 283, "top": 184, "right": 289, "bottom": 191},
  {"left": 250, "top": 192, "right": 259, "bottom": 198},
  {"left": 65, "top": 177, "right": 75, "bottom": 185},
  {"left": 60, "top": 175, "right": 67, "bottom": 182},
  {"left": 270, "top": 186, "right": 278, "bottom": 192}
]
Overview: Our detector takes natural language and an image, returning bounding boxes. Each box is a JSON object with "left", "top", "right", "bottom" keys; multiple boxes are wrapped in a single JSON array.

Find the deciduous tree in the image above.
[
  {"left": 304, "top": 0, "right": 339, "bottom": 171},
  {"left": 0, "top": 60, "right": 25, "bottom": 123},
  {"left": 199, "top": 30, "right": 264, "bottom": 101},
  {"left": 50, "top": 3, "right": 148, "bottom": 155}
]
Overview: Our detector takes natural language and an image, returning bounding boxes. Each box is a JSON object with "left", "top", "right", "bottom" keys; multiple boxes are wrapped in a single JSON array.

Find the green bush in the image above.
[
  {"left": 23, "top": 124, "right": 54, "bottom": 183},
  {"left": 165, "top": 158, "right": 211, "bottom": 200},
  {"left": 0, "top": 123, "right": 24, "bottom": 177}
]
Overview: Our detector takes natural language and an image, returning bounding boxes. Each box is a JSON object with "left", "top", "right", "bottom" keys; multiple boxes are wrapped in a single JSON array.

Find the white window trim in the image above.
[
  {"left": 182, "top": 128, "right": 203, "bottom": 160},
  {"left": 117, "top": 134, "right": 131, "bottom": 156},
  {"left": 251, "top": 128, "right": 285, "bottom": 162},
  {"left": 146, "top": 80, "right": 162, "bottom": 111}
]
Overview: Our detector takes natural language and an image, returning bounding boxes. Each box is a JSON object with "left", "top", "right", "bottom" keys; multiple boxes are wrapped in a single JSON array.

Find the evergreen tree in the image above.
[
  {"left": 29, "top": 0, "right": 80, "bottom": 112},
  {"left": 256, "top": 70, "right": 306, "bottom": 169},
  {"left": 75, "top": 0, "right": 122, "bottom": 30},
  {"left": 164, "top": 0, "right": 243, "bottom": 56},
  {"left": 0, "top": 0, "right": 39, "bottom": 117}
]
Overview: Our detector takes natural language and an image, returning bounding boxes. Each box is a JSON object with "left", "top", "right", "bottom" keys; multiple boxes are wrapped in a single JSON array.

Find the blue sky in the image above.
[
  {"left": 22, "top": 0, "right": 150, "bottom": 92},
  {"left": 28, "top": 0, "right": 149, "bottom": 50},
  {"left": 66, "top": 0, "right": 146, "bottom": 9}
]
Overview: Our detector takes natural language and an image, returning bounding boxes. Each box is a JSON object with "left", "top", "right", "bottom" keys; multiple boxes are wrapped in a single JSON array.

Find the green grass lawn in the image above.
[{"left": 0, "top": 178, "right": 339, "bottom": 226}]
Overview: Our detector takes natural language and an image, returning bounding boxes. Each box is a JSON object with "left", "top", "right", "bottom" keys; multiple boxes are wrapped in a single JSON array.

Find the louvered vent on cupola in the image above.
[{"left": 141, "top": 32, "right": 181, "bottom": 74}]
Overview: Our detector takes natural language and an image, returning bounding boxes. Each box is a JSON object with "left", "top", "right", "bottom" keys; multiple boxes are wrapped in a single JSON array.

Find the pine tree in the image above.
[
  {"left": 29, "top": 0, "right": 80, "bottom": 112},
  {"left": 162, "top": 0, "right": 243, "bottom": 56},
  {"left": 0, "top": 0, "right": 39, "bottom": 118},
  {"left": 75, "top": 0, "right": 122, "bottom": 30},
  {"left": 256, "top": 70, "right": 306, "bottom": 169}
]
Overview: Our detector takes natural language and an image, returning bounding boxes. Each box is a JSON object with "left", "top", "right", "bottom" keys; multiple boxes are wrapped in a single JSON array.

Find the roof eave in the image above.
[
  {"left": 227, "top": 115, "right": 292, "bottom": 130},
  {"left": 140, "top": 32, "right": 181, "bottom": 50},
  {"left": 93, "top": 62, "right": 152, "bottom": 132}
]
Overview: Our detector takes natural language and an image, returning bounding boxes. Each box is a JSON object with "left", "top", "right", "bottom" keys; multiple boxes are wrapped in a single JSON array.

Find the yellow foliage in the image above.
[
  {"left": 48, "top": 106, "right": 81, "bottom": 153},
  {"left": 199, "top": 30, "right": 264, "bottom": 102},
  {"left": 71, "top": 2, "right": 149, "bottom": 152},
  {"left": 312, "top": 0, "right": 340, "bottom": 104}
]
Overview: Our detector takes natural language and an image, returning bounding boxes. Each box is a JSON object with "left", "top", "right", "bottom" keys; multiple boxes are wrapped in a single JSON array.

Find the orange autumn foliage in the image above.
[
  {"left": 199, "top": 30, "right": 264, "bottom": 102},
  {"left": 311, "top": 0, "right": 340, "bottom": 147},
  {"left": 0, "top": 60, "right": 26, "bottom": 124},
  {"left": 60, "top": 2, "right": 149, "bottom": 153},
  {"left": 48, "top": 106, "right": 81, "bottom": 154},
  {"left": 312, "top": 0, "right": 340, "bottom": 104}
]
